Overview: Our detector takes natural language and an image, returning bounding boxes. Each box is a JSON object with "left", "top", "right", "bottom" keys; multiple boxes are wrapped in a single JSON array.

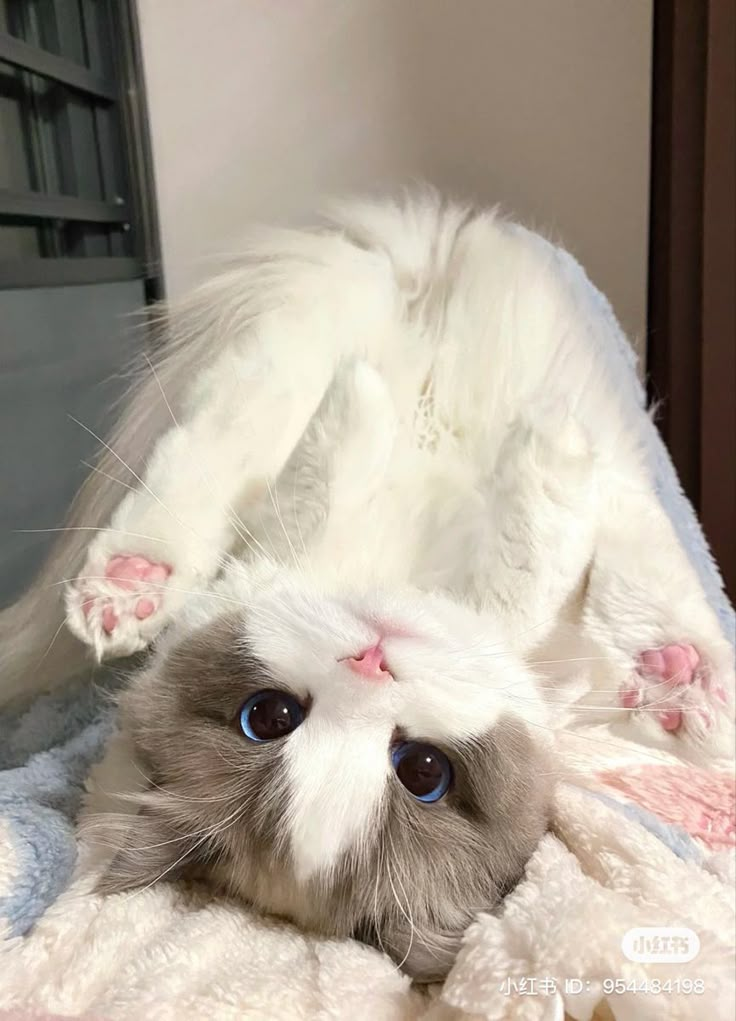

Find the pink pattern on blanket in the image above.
[{"left": 597, "top": 764, "right": 735, "bottom": 851}]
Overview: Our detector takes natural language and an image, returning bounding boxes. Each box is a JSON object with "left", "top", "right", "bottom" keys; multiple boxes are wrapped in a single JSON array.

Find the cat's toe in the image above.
[
  {"left": 66, "top": 553, "right": 172, "bottom": 659},
  {"left": 631, "top": 644, "right": 701, "bottom": 733},
  {"left": 622, "top": 641, "right": 734, "bottom": 755},
  {"left": 637, "top": 642, "right": 700, "bottom": 688}
]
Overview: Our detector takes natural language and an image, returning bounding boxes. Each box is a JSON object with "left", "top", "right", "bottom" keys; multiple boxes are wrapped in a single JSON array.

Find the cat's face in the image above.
[{"left": 99, "top": 564, "right": 554, "bottom": 981}]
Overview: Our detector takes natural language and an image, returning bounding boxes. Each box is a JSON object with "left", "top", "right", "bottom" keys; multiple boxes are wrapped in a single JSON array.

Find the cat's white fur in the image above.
[
  {"left": 214, "top": 561, "right": 548, "bottom": 879},
  {"left": 1, "top": 193, "right": 733, "bottom": 776}
]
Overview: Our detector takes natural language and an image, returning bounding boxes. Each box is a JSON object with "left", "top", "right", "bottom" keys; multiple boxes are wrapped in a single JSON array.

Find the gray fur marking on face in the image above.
[{"left": 97, "top": 614, "right": 553, "bottom": 982}]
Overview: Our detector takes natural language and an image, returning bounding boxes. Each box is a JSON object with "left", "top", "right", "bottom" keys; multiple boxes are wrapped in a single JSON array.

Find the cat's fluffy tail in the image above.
[
  {"left": 0, "top": 342, "right": 187, "bottom": 702},
  {"left": 0, "top": 270, "right": 265, "bottom": 702}
]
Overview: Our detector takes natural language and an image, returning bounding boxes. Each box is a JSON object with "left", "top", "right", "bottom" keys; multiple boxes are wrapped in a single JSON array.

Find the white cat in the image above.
[{"left": 0, "top": 191, "right": 732, "bottom": 770}]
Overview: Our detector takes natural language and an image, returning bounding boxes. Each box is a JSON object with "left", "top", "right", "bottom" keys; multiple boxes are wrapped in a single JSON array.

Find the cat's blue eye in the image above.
[
  {"left": 239, "top": 690, "right": 305, "bottom": 742},
  {"left": 391, "top": 741, "right": 452, "bottom": 803}
]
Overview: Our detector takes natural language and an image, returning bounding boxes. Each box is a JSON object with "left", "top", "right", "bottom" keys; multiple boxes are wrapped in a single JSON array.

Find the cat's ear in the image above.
[{"left": 95, "top": 808, "right": 202, "bottom": 896}]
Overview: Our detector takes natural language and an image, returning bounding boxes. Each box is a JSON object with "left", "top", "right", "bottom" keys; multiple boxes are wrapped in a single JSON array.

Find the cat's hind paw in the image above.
[
  {"left": 619, "top": 642, "right": 734, "bottom": 755},
  {"left": 66, "top": 553, "right": 173, "bottom": 660}
]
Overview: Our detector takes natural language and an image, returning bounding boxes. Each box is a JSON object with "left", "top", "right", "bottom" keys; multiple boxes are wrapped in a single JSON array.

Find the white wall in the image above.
[{"left": 137, "top": 0, "right": 652, "bottom": 357}]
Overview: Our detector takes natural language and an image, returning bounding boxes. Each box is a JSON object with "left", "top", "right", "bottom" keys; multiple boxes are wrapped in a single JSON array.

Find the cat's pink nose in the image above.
[{"left": 343, "top": 643, "right": 392, "bottom": 681}]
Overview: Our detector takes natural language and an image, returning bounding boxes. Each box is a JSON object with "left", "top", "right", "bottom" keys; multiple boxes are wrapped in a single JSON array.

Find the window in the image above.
[{"left": 0, "top": 0, "right": 161, "bottom": 295}]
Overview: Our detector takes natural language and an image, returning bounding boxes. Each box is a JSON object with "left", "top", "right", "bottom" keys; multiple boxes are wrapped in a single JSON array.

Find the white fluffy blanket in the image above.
[{"left": 1, "top": 731, "right": 733, "bottom": 1021}]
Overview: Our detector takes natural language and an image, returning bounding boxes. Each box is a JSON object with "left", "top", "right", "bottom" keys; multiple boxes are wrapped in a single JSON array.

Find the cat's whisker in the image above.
[
  {"left": 266, "top": 477, "right": 303, "bottom": 573},
  {"left": 510, "top": 686, "right": 704, "bottom": 713},
  {"left": 130, "top": 761, "right": 253, "bottom": 803},
  {"left": 69, "top": 415, "right": 202, "bottom": 544},
  {"left": 81, "top": 460, "right": 140, "bottom": 498},
  {"left": 82, "top": 812, "right": 193, "bottom": 854},
  {"left": 527, "top": 656, "right": 614, "bottom": 666},
  {"left": 43, "top": 575, "right": 252, "bottom": 608},
  {"left": 385, "top": 828, "right": 416, "bottom": 971},
  {"left": 15, "top": 525, "right": 175, "bottom": 544},
  {"left": 498, "top": 613, "right": 560, "bottom": 647},
  {"left": 530, "top": 680, "right": 678, "bottom": 694},
  {"left": 80, "top": 461, "right": 236, "bottom": 573},
  {"left": 130, "top": 797, "right": 255, "bottom": 895},
  {"left": 90, "top": 792, "right": 254, "bottom": 861},
  {"left": 233, "top": 514, "right": 277, "bottom": 564},
  {"left": 73, "top": 422, "right": 235, "bottom": 576},
  {"left": 382, "top": 831, "right": 456, "bottom": 965},
  {"left": 211, "top": 742, "right": 251, "bottom": 772},
  {"left": 532, "top": 662, "right": 710, "bottom": 713},
  {"left": 555, "top": 700, "right": 705, "bottom": 716},
  {"left": 448, "top": 614, "right": 561, "bottom": 660},
  {"left": 252, "top": 502, "right": 292, "bottom": 572},
  {"left": 371, "top": 839, "right": 387, "bottom": 958},
  {"left": 222, "top": 514, "right": 273, "bottom": 566},
  {"left": 34, "top": 609, "right": 73, "bottom": 669},
  {"left": 502, "top": 714, "right": 681, "bottom": 765},
  {"left": 291, "top": 466, "right": 310, "bottom": 563}
]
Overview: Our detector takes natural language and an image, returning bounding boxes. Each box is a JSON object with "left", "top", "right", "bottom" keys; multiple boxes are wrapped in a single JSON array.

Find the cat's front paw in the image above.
[
  {"left": 66, "top": 552, "right": 174, "bottom": 659},
  {"left": 619, "top": 642, "right": 734, "bottom": 755}
]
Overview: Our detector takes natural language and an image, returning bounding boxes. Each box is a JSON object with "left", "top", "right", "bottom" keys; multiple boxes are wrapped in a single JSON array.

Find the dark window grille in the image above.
[{"left": 0, "top": 0, "right": 161, "bottom": 294}]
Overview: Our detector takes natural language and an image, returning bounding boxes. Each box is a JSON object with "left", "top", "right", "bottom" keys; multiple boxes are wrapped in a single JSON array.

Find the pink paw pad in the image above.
[
  {"left": 656, "top": 709, "right": 683, "bottom": 732},
  {"left": 618, "top": 643, "right": 722, "bottom": 738},
  {"left": 134, "top": 598, "right": 156, "bottom": 620},
  {"left": 80, "top": 555, "right": 171, "bottom": 635},
  {"left": 101, "top": 606, "right": 119, "bottom": 634},
  {"left": 619, "top": 687, "right": 642, "bottom": 709},
  {"left": 637, "top": 643, "right": 700, "bottom": 687},
  {"left": 105, "top": 555, "right": 171, "bottom": 589}
]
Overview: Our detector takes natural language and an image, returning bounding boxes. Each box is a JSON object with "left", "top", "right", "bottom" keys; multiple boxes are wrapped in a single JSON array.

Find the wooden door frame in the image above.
[{"left": 648, "top": 0, "right": 735, "bottom": 600}]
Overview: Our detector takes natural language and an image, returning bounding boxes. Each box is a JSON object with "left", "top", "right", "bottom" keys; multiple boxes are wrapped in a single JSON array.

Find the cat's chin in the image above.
[
  {"left": 215, "top": 860, "right": 474, "bottom": 983},
  {"left": 86, "top": 803, "right": 503, "bottom": 985},
  {"left": 211, "top": 857, "right": 350, "bottom": 939}
]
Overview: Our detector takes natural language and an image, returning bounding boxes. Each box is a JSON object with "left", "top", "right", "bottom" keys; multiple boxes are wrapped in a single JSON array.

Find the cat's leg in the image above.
[
  {"left": 65, "top": 347, "right": 333, "bottom": 660},
  {"left": 472, "top": 407, "right": 600, "bottom": 655},
  {"left": 582, "top": 487, "right": 734, "bottom": 759},
  {"left": 255, "top": 359, "right": 399, "bottom": 571}
]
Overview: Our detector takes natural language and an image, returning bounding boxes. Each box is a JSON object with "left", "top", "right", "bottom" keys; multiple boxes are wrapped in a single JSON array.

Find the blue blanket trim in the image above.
[
  {"left": 588, "top": 791, "right": 704, "bottom": 863},
  {"left": 0, "top": 677, "right": 116, "bottom": 936}
]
